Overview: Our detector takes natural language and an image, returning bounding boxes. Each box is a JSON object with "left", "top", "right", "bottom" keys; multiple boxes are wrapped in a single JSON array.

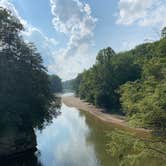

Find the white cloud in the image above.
[
  {"left": 0, "top": 0, "right": 97, "bottom": 80},
  {"left": 117, "top": 0, "right": 166, "bottom": 28},
  {"left": 84, "top": 4, "right": 91, "bottom": 15},
  {"left": 0, "top": 0, "right": 58, "bottom": 66},
  {"left": 49, "top": 0, "right": 97, "bottom": 80},
  {"left": 48, "top": 43, "right": 95, "bottom": 80},
  {"left": 22, "top": 27, "right": 58, "bottom": 65}
]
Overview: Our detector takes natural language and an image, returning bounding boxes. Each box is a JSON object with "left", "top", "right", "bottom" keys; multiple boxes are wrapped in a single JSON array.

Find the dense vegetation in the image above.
[
  {"left": 62, "top": 79, "right": 75, "bottom": 91},
  {"left": 73, "top": 47, "right": 141, "bottom": 110},
  {"left": 0, "top": 7, "right": 60, "bottom": 132},
  {"left": 119, "top": 39, "right": 166, "bottom": 136},
  {"left": 107, "top": 130, "right": 166, "bottom": 166},
  {"left": 49, "top": 74, "right": 62, "bottom": 93},
  {"left": 73, "top": 29, "right": 166, "bottom": 136},
  {"left": 72, "top": 33, "right": 166, "bottom": 165}
]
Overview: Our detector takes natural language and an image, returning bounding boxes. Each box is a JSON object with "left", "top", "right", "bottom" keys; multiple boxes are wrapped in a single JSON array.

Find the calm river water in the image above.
[
  {"left": 3, "top": 95, "right": 164, "bottom": 166},
  {"left": 36, "top": 103, "right": 111, "bottom": 166}
]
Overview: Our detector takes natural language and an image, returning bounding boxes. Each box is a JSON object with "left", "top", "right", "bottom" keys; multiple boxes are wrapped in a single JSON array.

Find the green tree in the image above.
[
  {"left": 74, "top": 47, "right": 141, "bottom": 111},
  {"left": 0, "top": 7, "right": 57, "bottom": 132},
  {"left": 49, "top": 75, "right": 62, "bottom": 93},
  {"left": 161, "top": 27, "right": 166, "bottom": 39},
  {"left": 107, "top": 130, "right": 166, "bottom": 166},
  {"left": 120, "top": 57, "right": 166, "bottom": 136}
]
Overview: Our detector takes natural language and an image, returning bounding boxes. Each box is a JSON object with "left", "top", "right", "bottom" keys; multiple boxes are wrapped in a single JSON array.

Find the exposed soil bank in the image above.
[{"left": 62, "top": 95, "right": 150, "bottom": 137}]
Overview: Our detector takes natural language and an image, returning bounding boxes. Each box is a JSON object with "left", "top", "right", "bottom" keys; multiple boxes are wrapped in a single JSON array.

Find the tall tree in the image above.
[
  {"left": 0, "top": 7, "right": 56, "bottom": 131},
  {"left": 49, "top": 75, "right": 62, "bottom": 93},
  {"left": 73, "top": 47, "right": 141, "bottom": 111}
]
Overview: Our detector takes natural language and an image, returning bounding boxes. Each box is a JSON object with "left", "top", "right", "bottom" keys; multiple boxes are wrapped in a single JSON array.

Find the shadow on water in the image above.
[
  {"left": 1, "top": 151, "right": 43, "bottom": 166},
  {"left": 78, "top": 110, "right": 165, "bottom": 166},
  {"left": 1, "top": 97, "right": 164, "bottom": 166},
  {"left": 79, "top": 111, "right": 118, "bottom": 166}
]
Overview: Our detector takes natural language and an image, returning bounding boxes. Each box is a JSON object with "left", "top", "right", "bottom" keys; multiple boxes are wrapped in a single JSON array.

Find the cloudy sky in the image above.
[{"left": 0, "top": 0, "right": 166, "bottom": 80}]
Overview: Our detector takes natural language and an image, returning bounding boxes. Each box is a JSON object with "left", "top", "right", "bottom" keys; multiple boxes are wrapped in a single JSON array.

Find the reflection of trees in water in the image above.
[
  {"left": 1, "top": 151, "right": 43, "bottom": 166},
  {"left": 0, "top": 96, "right": 62, "bottom": 137},
  {"left": 36, "top": 96, "right": 62, "bottom": 130},
  {"left": 78, "top": 110, "right": 118, "bottom": 166},
  {"left": 0, "top": 97, "right": 62, "bottom": 164},
  {"left": 78, "top": 111, "right": 166, "bottom": 166},
  {"left": 0, "top": 97, "right": 62, "bottom": 166}
]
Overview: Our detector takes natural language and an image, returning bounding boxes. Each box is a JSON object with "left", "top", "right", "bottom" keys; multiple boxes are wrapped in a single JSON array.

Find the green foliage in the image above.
[
  {"left": 72, "top": 73, "right": 83, "bottom": 95},
  {"left": 107, "top": 130, "right": 166, "bottom": 166},
  {"left": 49, "top": 74, "right": 62, "bottom": 93},
  {"left": 120, "top": 57, "right": 166, "bottom": 136},
  {"left": 161, "top": 27, "right": 166, "bottom": 39},
  {"left": 62, "top": 77, "right": 82, "bottom": 94},
  {"left": 73, "top": 47, "right": 141, "bottom": 111},
  {"left": 0, "top": 7, "right": 59, "bottom": 132},
  {"left": 62, "top": 79, "right": 74, "bottom": 91},
  {"left": 72, "top": 33, "right": 166, "bottom": 137},
  {"left": 157, "top": 38, "right": 166, "bottom": 57}
]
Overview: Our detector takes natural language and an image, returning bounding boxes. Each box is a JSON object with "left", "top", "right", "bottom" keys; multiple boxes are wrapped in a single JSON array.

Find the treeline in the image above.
[
  {"left": 49, "top": 75, "right": 62, "bottom": 93},
  {"left": 0, "top": 7, "right": 61, "bottom": 132},
  {"left": 73, "top": 47, "right": 141, "bottom": 110},
  {"left": 62, "top": 79, "right": 75, "bottom": 91},
  {"left": 73, "top": 29, "right": 166, "bottom": 136}
]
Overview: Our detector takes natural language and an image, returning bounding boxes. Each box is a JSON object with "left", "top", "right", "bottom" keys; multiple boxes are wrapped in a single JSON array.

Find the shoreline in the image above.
[{"left": 62, "top": 95, "right": 150, "bottom": 137}]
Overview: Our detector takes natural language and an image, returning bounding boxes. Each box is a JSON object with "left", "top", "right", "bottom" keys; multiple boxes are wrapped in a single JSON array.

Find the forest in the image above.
[
  {"left": 72, "top": 29, "right": 166, "bottom": 137},
  {"left": 0, "top": 7, "right": 62, "bottom": 158},
  {"left": 70, "top": 33, "right": 166, "bottom": 165},
  {"left": 49, "top": 74, "right": 62, "bottom": 93}
]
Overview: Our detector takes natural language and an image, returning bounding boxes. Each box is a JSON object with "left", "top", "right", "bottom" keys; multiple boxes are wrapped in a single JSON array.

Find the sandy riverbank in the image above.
[{"left": 62, "top": 95, "right": 149, "bottom": 136}]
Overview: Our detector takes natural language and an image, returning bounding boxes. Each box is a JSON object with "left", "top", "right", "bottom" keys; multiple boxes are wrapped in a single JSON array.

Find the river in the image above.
[{"left": 3, "top": 94, "right": 164, "bottom": 166}]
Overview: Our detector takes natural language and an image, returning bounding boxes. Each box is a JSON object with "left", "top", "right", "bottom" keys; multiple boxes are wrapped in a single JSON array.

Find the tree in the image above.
[
  {"left": 72, "top": 73, "right": 83, "bottom": 96},
  {"left": 73, "top": 47, "right": 141, "bottom": 111},
  {"left": 161, "top": 27, "right": 166, "bottom": 39},
  {"left": 49, "top": 75, "right": 62, "bottom": 93},
  {"left": 96, "top": 47, "right": 115, "bottom": 65},
  {"left": 120, "top": 57, "right": 166, "bottom": 137},
  {"left": 107, "top": 130, "right": 166, "bottom": 166},
  {"left": 0, "top": 7, "right": 57, "bottom": 132},
  {"left": 70, "top": 18, "right": 166, "bottom": 138}
]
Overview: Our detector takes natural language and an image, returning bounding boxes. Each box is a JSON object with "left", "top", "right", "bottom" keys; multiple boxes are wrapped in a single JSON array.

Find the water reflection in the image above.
[
  {"left": 1, "top": 151, "right": 42, "bottom": 166},
  {"left": 1, "top": 100, "right": 163, "bottom": 166},
  {"left": 36, "top": 104, "right": 100, "bottom": 166}
]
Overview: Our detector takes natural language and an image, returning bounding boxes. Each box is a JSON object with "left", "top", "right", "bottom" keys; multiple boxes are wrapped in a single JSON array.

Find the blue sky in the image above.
[{"left": 0, "top": 0, "right": 166, "bottom": 80}]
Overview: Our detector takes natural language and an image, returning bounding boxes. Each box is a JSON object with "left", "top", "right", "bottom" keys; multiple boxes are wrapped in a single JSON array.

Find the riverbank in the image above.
[{"left": 62, "top": 95, "right": 149, "bottom": 137}]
